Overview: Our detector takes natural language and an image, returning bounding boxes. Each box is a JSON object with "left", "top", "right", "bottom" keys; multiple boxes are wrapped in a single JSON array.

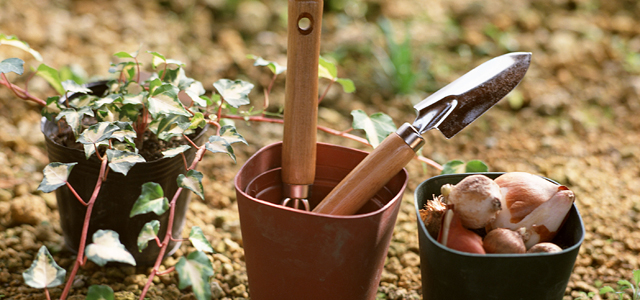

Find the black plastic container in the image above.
[
  {"left": 41, "top": 82, "right": 207, "bottom": 266},
  {"left": 414, "top": 172, "right": 585, "bottom": 300}
]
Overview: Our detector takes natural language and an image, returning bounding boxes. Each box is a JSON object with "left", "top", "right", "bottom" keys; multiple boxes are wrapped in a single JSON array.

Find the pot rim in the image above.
[
  {"left": 235, "top": 141, "right": 409, "bottom": 220},
  {"left": 414, "top": 172, "right": 586, "bottom": 258}
]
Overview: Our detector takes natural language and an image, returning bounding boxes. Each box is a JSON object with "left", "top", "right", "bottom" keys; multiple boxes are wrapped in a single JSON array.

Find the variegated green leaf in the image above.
[
  {"left": 37, "top": 162, "right": 77, "bottom": 193},
  {"left": 318, "top": 56, "right": 338, "bottom": 80},
  {"left": 154, "top": 114, "right": 190, "bottom": 141},
  {"left": 130, "top": 182, "right": 169, "bottom": 217},
  {"left": 85, "top": 230, "right": 136, "bottom": 267},
  {"left": 148, "top": 93, "right": 190, "bottom": 118},
  {"left": 77, "top": 122, "right": 120, "bottom": 145},
  {"left": 213, "top": 79, "right": 253, "bottom": 108},
  {"left": 61, "top": 80, "right": 91, "bottom": 94},
  {"left": 137, "top": 220, "right": 160, "bottom": 252},
  {"left": 41, "top": 96, "right": 62, "bottom": 119},
  {"left": 336, "top": 78, "right": 356, "bottom": 93},
  {"left": 184, "top": 81, "right": 208, "bottom": 107},
  {"left": 56, "top": 107, "right": 93, "bottom": 138},
  {"left": 0, "top": 58, "right": 24, "bottom": 75},
  {"left": 177, "top": 170, "right": 204, "bottom": 200},
  {"left": 36, "top": 63, "right": 64, "bottom": 95},
  {"left": 188, "top": 112, "right": 206, "bottom": 130},
  {"left": 162, "top": 145, "right": 191, "bottom": 158},
  {"left": 205, "top": 136, "right": 236, "bottom": 163},
  {"left": 220, "top": 125, "right": 247, "bottom": 145},
  {"left": 351, "top": 110, "right": 397, "bottom": 148},
  {"left": 247, "top": 55, "right": 286, "bottom": 75},
  {"left": 83, "top": 141, "right": 108, "bottom": 160},
  {"left": 189, "top": 227, "right": 213, "bottom": 253},
  {"left": 106, "top": 149, "right": 146, "bottom": 175},
  {"left": 86, "top": 285, "right": 115, "bottom": 300},
  {"left": 111, "top": 122, "right": 137, "bottom": 143},
  {"left": 440, "top": 160, "right": 489, "bottom": 175},
  {"left": 22, "top": 246, "right": 66, "bottom": 288},
  {"left": 175, "top": 251, "right": 214, "bottom": 300},
  {"left": 0, "top": 34, "right": 43, "bottom": 61}
]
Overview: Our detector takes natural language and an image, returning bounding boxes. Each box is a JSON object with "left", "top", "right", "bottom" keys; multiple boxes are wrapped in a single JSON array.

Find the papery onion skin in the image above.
[
  {"left": 446, "top": 175, "right": 502, "bottom": 229},
  {"left": 494, "top": 172, "right": 560, "bottom": 224}
]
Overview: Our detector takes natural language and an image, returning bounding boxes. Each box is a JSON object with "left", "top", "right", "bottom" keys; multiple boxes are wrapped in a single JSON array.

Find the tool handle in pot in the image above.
[
  {"left": 282, "top": 0, "right": 323, "bottom": 191},
  {"left": 313, "top": 130, "right": 420, "bottom": 215}
]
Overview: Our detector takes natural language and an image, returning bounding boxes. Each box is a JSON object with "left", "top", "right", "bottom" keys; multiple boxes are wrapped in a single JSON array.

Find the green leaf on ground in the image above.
[
  {"left": 130, "top": 182, "right": 169, "bottom": 217},
  {"left": 162, "top": 145, "right": 191, "bottom": 158},
  {"left": 178, "top": 170, "right": 204, "bottom": 200},
  {"left": 175, "top": 251, "right": 214, "bottom": 300},
  {"left": 85, "top": 230, "right": 136, "bottom": 267},
  {"left": 37, "top": 162, "right": 77, "bottom": 193},
  {"left": 189, "top": 227, "right": 213, "bottom": 253},
  {"left": 205, "top": 136, "right": 236, "bottom": 162},
  {"left": 22, "top": 246, "right": 66, "bottom": 289},
  {"left": 440, "top": 160, "right": 489, "bottom": 175},
  {"left": 0, "top": 58, "right": 24, "bottom": 75},
  {"left": 351, "top": 110, "right": 396, "bottom": 148},
  {"left": 106, "top": 149, "right": 146, "bottom": 176},
  {"left": 86, "top": 285, "right": 115, "bottom": 300},
  {"left": 77, "top": 122, "right": 120, "bottom": 145},
  {"left": 213, "top": 79, "right": 253, "bottom": 108},
  {"left": 137, "top": 220, "right": 160, "bottom": 252},
  {"left": 247, "top": 55, "right": 286, "bottom": 75}
]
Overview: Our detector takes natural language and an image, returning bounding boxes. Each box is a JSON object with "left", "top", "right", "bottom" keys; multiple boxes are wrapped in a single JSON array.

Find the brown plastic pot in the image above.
[
  {"left": 415, "top": 172, "right": 585, "bottom": 300},
  {"left": 41, "top": 82, "right": 207, "bottom": 266},
  {"left": 235, "top": 142, "right": 408, "bottom": 300}
]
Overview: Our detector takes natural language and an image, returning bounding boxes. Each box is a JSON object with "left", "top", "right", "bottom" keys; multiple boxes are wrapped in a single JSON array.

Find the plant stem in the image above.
[
  {"left": 59, "top": 153, "right": 109, "bottom": 300},
  {"left": 139, "top": 145, "right": 208, "bottom": 300},
  {"left": 64, "top": 182, "right": 88, "bottom": 207},
  {"left": 0, "top": 74, "right": 47, "bottom": 106},
  {"left": 318, "top": 79, "right": 335, "bottom": 103},
  {"left": 44, "top": 287, "right": 50, "bottom": 300}
]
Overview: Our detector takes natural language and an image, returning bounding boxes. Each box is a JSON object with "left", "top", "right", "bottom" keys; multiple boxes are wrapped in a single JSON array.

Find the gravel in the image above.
[{"left": 2, "top": 0, "right": 640, "bottom": 299}]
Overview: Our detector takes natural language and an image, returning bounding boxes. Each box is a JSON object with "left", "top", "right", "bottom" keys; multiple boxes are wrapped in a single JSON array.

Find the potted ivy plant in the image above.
[{"left": 1, "top": 34, "right": 251, "bottom": 299}]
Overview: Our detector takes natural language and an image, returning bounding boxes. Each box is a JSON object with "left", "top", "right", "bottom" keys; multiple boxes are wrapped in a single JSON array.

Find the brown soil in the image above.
[{"left": 2, "top": 0, "right": 640, "bottom": 299}]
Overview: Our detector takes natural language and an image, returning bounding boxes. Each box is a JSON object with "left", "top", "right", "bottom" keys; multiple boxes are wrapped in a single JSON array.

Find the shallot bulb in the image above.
[
  {"left": 492, "top": 186, "right": 575, "bottom": 248},
  {"left": 493, "top": 172, "right": 561, "bottom": 225},
  {"left": 443, "top": 175, "right": 502, "bottom": 229},
  {"left": 483, "top": 228, "right": 527, "bottom": 254},
  {"left": 437, "top": 209, "right": 485, "bottom": 254}
]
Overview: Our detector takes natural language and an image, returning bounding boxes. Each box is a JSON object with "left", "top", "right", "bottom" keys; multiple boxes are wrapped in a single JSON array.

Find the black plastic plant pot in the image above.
[
  {"left": 41, "top": 82, "right": 207, "bottom": 266},
  {"left": 414, "top": 172, "right": 585, "bottom": 300}
]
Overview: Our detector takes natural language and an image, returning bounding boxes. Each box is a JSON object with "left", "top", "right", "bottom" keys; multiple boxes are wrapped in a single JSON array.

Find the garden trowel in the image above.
[{"left": 313, "top": 52, "right": 532, "bottom": 215}]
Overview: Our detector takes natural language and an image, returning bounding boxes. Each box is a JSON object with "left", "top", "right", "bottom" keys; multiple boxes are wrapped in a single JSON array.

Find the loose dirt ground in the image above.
[{"left": 1, "top": 0, "right": 640, "bottom": 299}]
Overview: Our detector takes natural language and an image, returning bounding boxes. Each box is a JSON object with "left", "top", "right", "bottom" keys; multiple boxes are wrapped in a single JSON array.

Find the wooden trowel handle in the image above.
[
  {"left": 313, "top": 132, "right": 418, "bottom": 215},
  {"left": 282, "top": 0, "right": 323, "bottom": 188}
]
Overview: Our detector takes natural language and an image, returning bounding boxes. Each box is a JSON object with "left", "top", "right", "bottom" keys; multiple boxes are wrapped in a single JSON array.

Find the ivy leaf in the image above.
[
  {"left": 137, "top": 220, "right": 160, "bottom": 252},
  {"left": 85, "top": 230, "right": 136, "bottom": 267},
  {"left": 77, "top": 122, "right": 120, "bottom": 145},
  {"left": 42, "top": 96, "right": 62, "bottom": 120},
  {"left": 247, "top": 55, "right": 286, "bottom": 75},
  {"left": 106, "top": 149, "right": 146, "bottom": 176},
  {"left": 37, "top": 162, "right": 77, "bottom": 193},
  {"left": 130, "top": 182, "right": 169, "bottom": 217},
  {"left": 213, "top": 79, "right": 253, "bottom": 108},
  {"left": 162, "top": 145, "right": 191, "bottom": 158},
  {"left": 184, "top": 81, "right": 208, "bottom": 107},
  {"left": 188, "top": 112, "right": 206, "bottom": 130},
  {"left": 22, "top": 246, "right": 66, "bottom": 289},
  {"left": 318, "top": 56, "right": 338, "bottom": 80},
  {"left": 177, "top": 170, "right": 204, "bottom": 200},
  {"left": 336, "top": 78, "right": 356, "bottom": 93},
  {"left": 86, "top": 285, "right": 115, "bottom": 300},
  {"left": 350, "top": 110, "right": 396, "bottom": 148},
  {"left": 36, "top": 64, "right": 64, "bottom": 95},
  {"left": 440, "top": 160, "right": 489, "bottom": 175},
  {"left": 189, "top": 227, "right": 214, "bottom": 253},
  {"left": 0, "top": 58, "right": 24, "bottom": 75},
  {"left": 110, "top": 122, "right": 137, "bottom": 144},
  {"left": 61, "top": 79, "right": 91, "bottom": 94},
  {"left": 175, "top": 251, "right": 214, "bottom": 300},
  {"left": 56, "top": 108, "right": 92, "bottom": 138},
  {"left": 83, "top": 141, "right": 108, "bottom": 160},
  {"left": 148, "top": 93, "right": 191, "bottom": 118},
  {"left": 0, "top": 34, "right": 43, "bottom": 61},
  {"left": 220, "top": 125, "right": 247, "bottom": 145},
  {"left": 113, "top": 47, "right": 140, "bottom": 59},
  {"left": 205, "top": 136, "right": 236, "bottom": 162},
  {"left": 153, "top": 114, "right": 190, "bottom": 141}
]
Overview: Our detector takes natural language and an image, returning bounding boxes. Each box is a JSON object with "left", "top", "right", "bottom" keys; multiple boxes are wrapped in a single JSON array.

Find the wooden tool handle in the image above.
[
  {"left": 282, "top": 0, "right": 323, "bottom": 187},
  {"left": 313, "top": 132, "right": 417, "bottom": 215}
]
